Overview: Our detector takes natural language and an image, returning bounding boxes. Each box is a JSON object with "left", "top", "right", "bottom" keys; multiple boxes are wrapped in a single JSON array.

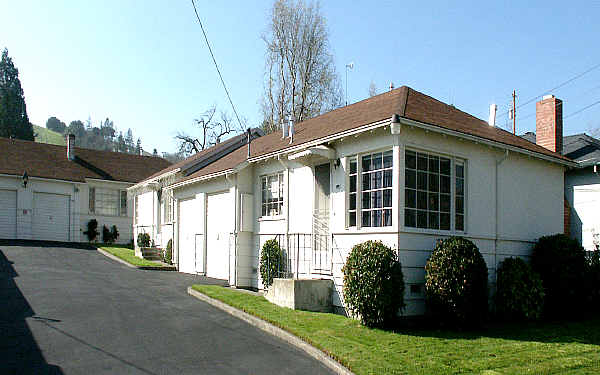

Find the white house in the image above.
[
  {"left": 521, "top": 95, "right": 600, "bottom": 251},
  {"left": 134, "top": 86, "right": 576, "bottom": 315},
  {"left": 0, "top": 135, "right": 171, "bottom": 244}
]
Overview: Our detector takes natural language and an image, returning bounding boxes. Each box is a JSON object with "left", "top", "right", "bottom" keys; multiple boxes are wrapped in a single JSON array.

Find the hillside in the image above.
[{"left": 33, "top": 125, "right": 65, "bottom": 146}]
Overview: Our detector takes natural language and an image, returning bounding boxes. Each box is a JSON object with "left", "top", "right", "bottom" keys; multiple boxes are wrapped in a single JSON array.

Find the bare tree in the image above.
[
  {"left": 175, "top": 106, "right": 241, "bottom": 157},
  {"left": 261, "top": 0, "right": 343, "bottom": 134},
  {"left": 368, "top": 80, "right": 377, "bottom": 97}
]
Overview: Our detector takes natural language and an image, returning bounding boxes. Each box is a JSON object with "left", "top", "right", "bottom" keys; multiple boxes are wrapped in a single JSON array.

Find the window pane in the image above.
[
  {"left": 417, "top": 191, "right": 427, "bottom": 210},
  {"left": 406, "top": 150, "right": 416, "bottom": 169},
  {"left": 417, "top": 210, "right": 427, "bottom": 228},
  {"left": 456, "top": 214, "right": 464, "bottom": 231},
  {"left": 372, "top": 190, "right": 382, "bottom": 208},
  {"left": 362, "top": 210, "right": 371, "bottom": 227},
  {"left": 405, "top": 170, "right": 416, "bottom": 188},
  {"left": 262, "top": 204, "right": 267, "bottom": 216},
  {"left": 383, "top": 209, "right": 392, "bottom": 226},
  {"left": 440, "top": 158, "right": 451, "bottom": 175},
  {"left": 456, "top": 196, "right": 464, "bottom": 214},
  {"left": 362, "top": 173, "right": 370, "bottom": 191},
  {"left": 405, "top": 209, "right": 416, "bottom": 227},
  {"left": 350, "top": 159, "right": 357, "bottom": 174},
  {"left": 349, "top": 193, "right": 356, "bottom": 210},
  {"left": 405, "top": 189, "right": 416, "bottom": 208},
  {"left": 456, "top": 178, "right": 464, "bottom": 196},
  {"left": 350, "top": 175, "right": 356, "bottom": 192},
  {"left": 456, "top": 163, "right": 464, "bottom": 178},
  {"left": 372, "top": 152, "right": 382, "bottom": 170},
  {"left": 120, "top": 191, "right": 127, "bottom": 216},
  {"left": 383, "top": 151, "right": 393, "bottom": 168},
  {"left": 440, "top": 175, "right": 451, "bottom": 194},
  {"left": 349, "top": 212, "right": 356, "bottom": 227},
  {"left": 373, "top": 210, "right": 382, "bottom": 227},
  {"left": 428, "top": 193, "right": 439, "bottom": 211},
  {"left": 383, "top": 170, "right": 392, "bottom": 188},
  {"left": 417, "top": 171, "right": 427, "bottom": 190},
  {"left": 362, "top": 192, "right": 371, "bottom": 209},
  {"left": 440, "top": 194, "right": 451, "bottom": 212},
  {"left": 417, "top": 153, "right": 428, "bottom": 171},
  {"left": 372, "top": 171, "right": 382, "bottom": 189},
  {"left": 429, "top": 156, "right": 439, "bottom": 173},
  {"left": 428, "top": 212, "right": 439, "bottom": 230},
  {"left": 362, "top": 154, "right": 372, "bottom": 172},
  {"left": 428, "top": 173, "right": 439, "bottom": 192},
  {"left": 383, "top": 189, "right": 392, "bottom": 207},
  {"left": 440, "top": 213, "right": 451, "bottom": 230}
]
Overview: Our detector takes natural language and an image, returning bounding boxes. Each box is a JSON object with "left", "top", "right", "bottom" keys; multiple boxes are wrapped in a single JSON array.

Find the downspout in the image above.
[
  {"left": 495, "top": 150, "right": 509, "bottom": 283},
  {"left": 226, "top": 172, "right": 238, "bottom": 287}
]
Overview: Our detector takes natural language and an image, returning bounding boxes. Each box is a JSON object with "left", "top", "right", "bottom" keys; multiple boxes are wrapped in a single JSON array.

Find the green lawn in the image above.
[
  {"left": 99, "top": 245, "right": 173, "bottom": 268},
  {"left": 192, "top": 284, "right": 600, "bottom": 375},
  {"left": 33, "top": 125, "right": 66, "bottom": 146}
]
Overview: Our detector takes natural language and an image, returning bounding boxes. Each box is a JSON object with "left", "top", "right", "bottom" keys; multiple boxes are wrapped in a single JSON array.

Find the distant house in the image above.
[
  {"left": 0, "top": 135, "right": 171, "bottom": 243},
  {"left": 132, "top": 86, "right": 574, "bottom": 315},
  {"left": 521, "top": 96, "right": 600, "bottom": 251},
  {"left": 128, "top": 129, "right": 264, "bottom": 251}
]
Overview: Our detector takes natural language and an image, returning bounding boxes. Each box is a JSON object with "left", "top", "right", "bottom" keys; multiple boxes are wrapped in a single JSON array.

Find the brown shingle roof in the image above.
[
  {"left": 0, "top": 137, "right": 171, "bottom": 183},
  {"left": 178, "top": 86, "right": 572, "bottom": 183}
]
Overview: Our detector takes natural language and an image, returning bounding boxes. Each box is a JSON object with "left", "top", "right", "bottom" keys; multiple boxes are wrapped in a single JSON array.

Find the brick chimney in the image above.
[
  {"left": 66, "top": 134, "right": 76, "bottom": 161},
  {"left": 535, "top": 95, "right": 563, "bottom": 154}
]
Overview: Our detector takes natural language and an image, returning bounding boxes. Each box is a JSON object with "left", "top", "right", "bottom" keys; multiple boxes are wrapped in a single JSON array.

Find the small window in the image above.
[
  {"left": 261, "top": 172, "right": 284, "bottom": 217},
  {"left": 163, "top": 194, "right": 173, "bottom": 223},
  {"left": 120, "top": 191, "right": 127, "bottom": 217},
  {"left": 89, "top": 187, "right": 95, "bottom": 214}
]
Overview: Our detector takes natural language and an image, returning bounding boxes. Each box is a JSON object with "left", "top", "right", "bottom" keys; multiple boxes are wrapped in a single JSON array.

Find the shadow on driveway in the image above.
[{"left": 0, "top": 249, "right": 64, "bottom": 374}]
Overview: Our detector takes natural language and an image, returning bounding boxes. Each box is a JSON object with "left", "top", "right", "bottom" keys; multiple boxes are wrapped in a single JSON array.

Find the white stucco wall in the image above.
[{"left": 0, "top": 175, "right": 134, "bottom": 244}]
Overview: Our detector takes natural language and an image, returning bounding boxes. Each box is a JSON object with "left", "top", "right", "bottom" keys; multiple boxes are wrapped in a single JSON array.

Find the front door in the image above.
[{"left": 313, "top": 163, "right": 330, "bottom": 272}]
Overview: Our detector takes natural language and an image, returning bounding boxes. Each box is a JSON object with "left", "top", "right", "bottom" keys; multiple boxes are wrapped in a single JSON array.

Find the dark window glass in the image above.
[
  {"left": 349, "top": 212, "right": 356, "bottom": 227},
  {"left": 349, "top": 193, "right": 356, "bottom": 210},
  {"left": 372, "top": 152, "right": 382, "bottom": 170},
  {"left": 383, "top": 209, "right": 392, "bottom": 226},
  {"left": 440, "top": 158, "right": 451, "bottom": 175},
  {"left": 456, "top": 214, "right": 464, "bottom": 231},
  {"left": 417, "top": 210, "right": 427, "bottom": 228},
  {"left": 405, "top": 189, "right": 416, "bottom": 208},
  {"left": 383, "top": 170, "right": 392, "bottom": 188},
  {"left": 417, "top": 172, "right": 427, "bottom": 190},
  {"left": 383, "top": 151, "right": 393, "bottom": 168},
  {"left": 417, "top": 191, "right": 427, "bottom": 210},
  {"left": 405, "top": 170, "right": 416, "bottom": 188},
  {"left": 429, "top": 193, "right": 439, "bottom": 211},
  {"left": 456, "top": 164, "right": 464, "bottom": 178},
  {"left": 362, "top": 192, "right": 371, "bottom": 209},
  {"left": 405, "top": 209, "right": 416, "bottom": 227},
  {"left": 441, "top": 176, "right": 451, "bottom": 194},
  {"left": 440, "top": 194, "right": 451, "bottom": 212},
  {"left": 456, "top": 178, "right": 464, "bottom": 196},
  {"left": 373, "top": 171, "right": 382, "bottom": 189},
  {"left": 429, "top": 156, "right": 439, "bottom": 173},
  {"left": 417, "top": 153, "right": 428, "bottom": 171},
  {"left": 350, "top": 160, "right": 357, "bottom": 174},
  {"left": 428, "top": 173, "right": 439, "bottom": 192},
  {"left": 362, "top": 155, "right": 372, "bottom": 172},
  {"left": 456, "top": 196, "right": 464, "bottom": 214},
  {"left": 350, "top": 175, "right": 356, "bottom": 192},
  {"left": 406, "top": 150, "right": 416, "bottom": 169},
  {"left": 362, "top": 210, "right": 371, "bottom": 227},
  {"left": 440, "top": 213, "right": 451, "bottom": 230},
  {"left": 362, "top": 173, "right": 370, "bottom": 191},
  {"left": 372, "top": 191, "right": 382, "bottom": 208},
  {"left": 383, "top": 189, "right": 392, "bottom": 207},
  {"left": 373, "top": 210, "right": 382, "bottom": 227},
  {"left": 428, "top": 212, "right": 439, "bottom": 230}
]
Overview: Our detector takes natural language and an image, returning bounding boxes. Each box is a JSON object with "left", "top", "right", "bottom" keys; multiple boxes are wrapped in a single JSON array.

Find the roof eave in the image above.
[{"left": 128, "top": 168, "right": 181, "bottom": 191}]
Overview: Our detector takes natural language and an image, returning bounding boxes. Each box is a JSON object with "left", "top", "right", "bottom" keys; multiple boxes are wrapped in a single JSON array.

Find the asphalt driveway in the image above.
[{"left": 0, "top": 241, "right": 334, "bottom": 375}]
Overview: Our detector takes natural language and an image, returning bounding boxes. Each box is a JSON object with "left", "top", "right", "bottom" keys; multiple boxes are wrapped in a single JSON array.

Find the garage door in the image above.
[
  {"left": 573, "top": 184, "right": 600, "bottom": 251},
  {"left": 33, "top": 192, "right": 70, "bottom": 242},
  {"left": 178, "top": 198, "right": 203, "bottom": 274},
  {"left": 206, "top": 192, "right": 233, "bottom": 280},
  {"left": 0, "top": 190, "right": 17, "bottom": 239}
]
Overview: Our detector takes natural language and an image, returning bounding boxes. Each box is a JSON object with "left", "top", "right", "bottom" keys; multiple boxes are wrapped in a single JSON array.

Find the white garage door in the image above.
[
  {"left": 0, "top": 190, "right": 17, "bottom": 239},
  {"left": 206, "top": 192, "right": 233, "bottom": 281},
  {"left": 178, "top": 198, "right": 203, "bottom": 274},
  {"left": 573, "top": 184, "right": 600, "bottom": 251},
  {"left": 33, "top": 193, "right": 70, "bottom": 242}
]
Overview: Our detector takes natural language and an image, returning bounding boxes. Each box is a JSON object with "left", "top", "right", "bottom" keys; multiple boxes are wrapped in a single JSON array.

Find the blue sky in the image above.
[{"left": 1, "top": 1, "right": 599, "bottom": 153}]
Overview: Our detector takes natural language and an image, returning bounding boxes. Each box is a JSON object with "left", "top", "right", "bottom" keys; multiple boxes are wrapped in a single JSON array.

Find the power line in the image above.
[
  {"left": 564, "top": 99, "right": 600, "bottom": 120},
  {"left": 190, "top": 0, "right": 244, "bottom": 129}
]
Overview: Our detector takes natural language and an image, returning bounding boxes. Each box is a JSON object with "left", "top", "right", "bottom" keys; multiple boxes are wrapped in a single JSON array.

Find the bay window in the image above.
[{"left": 404, "top": 149, "right": 465, "bottom": 231}]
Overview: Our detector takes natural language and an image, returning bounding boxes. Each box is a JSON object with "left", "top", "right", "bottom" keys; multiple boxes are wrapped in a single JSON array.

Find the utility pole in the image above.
[{"left": 512, "top": 90, "right": 517, "bottom": 135}]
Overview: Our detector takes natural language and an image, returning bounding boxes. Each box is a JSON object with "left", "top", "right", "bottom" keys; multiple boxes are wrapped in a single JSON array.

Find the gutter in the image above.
[
  {"left": 167, "top": 161, "right": 250, "bottom": 190},
  {"left": 128, "top": 168, "right": 181, "bottom": 191}
]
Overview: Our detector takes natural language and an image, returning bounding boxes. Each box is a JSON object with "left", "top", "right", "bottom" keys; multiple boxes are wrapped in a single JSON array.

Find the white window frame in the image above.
[
  {"left": 162, "top": 194, "right": 174, "bottom": 224},
  {"left": 402, "top": 148, "right": 467, "bottom": 233},
  {"left": 346, "top": 148, "right": 394, "bottom": 229},
  {"left": 89, "top": 187, "right": 127, "bottom": 217},
  {"left": 260, "top": 172, "right": 285, "bottom": 218}
]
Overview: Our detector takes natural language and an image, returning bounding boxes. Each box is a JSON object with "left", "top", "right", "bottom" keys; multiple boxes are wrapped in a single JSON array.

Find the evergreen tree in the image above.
[
  {"left": 0, "top": 49, "right": 34, "bottom": 140},
  {"left": 135, "top": 138, "right": 142, "bottom": 155}
]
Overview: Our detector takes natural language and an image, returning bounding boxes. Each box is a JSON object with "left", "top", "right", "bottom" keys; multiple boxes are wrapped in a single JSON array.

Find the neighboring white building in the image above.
[
  {"left": 521, "top": 95, "right": 600, "bottom": 251},
  {"left": 133, "top": 86, "right": 575, "bottom": 315},
  {"left": 0, "top": 135, "right": 171, "bottom": 244}
]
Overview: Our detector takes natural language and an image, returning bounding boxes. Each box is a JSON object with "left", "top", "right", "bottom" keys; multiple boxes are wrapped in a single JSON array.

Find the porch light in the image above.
[
  {"left": 390, "top": 114, "right": 401, "bottom": 135},
  {"left": 22, "top": 171, "right": 29, "bottom": 188}
]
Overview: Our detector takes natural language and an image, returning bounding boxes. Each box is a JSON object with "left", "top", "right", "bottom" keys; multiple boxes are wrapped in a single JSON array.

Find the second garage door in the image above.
[
  {"left": 206, "top": 192, "right": 233, "bottom": 281},
  {"left": 0, "top": 189, "right": 17, "bottom": 239},
  {"left": 178, "top": 197, "right": 203, "bottom": 274},
  {"left": 33, "top": 192, "right": 70, "bottom": 242}
]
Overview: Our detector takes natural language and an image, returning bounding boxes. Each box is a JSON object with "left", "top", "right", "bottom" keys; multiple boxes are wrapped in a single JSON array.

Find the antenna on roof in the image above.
[{"left": 389, "top": 82, "right": 394, "bottom": 91}]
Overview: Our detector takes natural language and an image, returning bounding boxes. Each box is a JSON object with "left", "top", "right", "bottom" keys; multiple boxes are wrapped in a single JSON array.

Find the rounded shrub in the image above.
[
  {"left": 530, "top": 233, "right": 587, "bottom": 318},
  {"left": 83, "top": 219, "right": 99, "bottom": 242},
  {"left": 137, "top": 232, "right": 150, "bottom": 248},
  {"left": 586, "top": 250, "right": 600, "bottom": 312},
  {"left": 496, "top": 257, "right": 544, "bottom": 321},
  {"left": 259, "top": 239, "right": 284, "bottom": 289},
  {"left": 164, "top": 239, "right": 173, "bottom": 265},
  {"left": 425, "top": 236, "right": 488, "bottom": 326},
  {"left": 342, "top": 240, "right": 405, "bottom": 328}
]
